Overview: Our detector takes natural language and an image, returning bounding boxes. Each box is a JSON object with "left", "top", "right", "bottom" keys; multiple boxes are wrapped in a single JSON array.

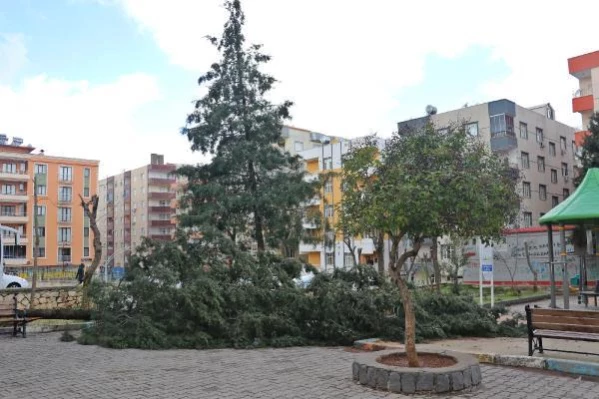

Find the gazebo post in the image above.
[
  {"left": 560, "top": 223, "right": 569, "bottom": 310},
  {"left": 548, "top": 223, "right": 556, "bottom": 308}
]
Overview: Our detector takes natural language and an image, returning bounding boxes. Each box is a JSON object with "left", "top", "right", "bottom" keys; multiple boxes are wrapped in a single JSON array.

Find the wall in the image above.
[{"left": 0, "top": 286, "right": 83, "bottom": 310}]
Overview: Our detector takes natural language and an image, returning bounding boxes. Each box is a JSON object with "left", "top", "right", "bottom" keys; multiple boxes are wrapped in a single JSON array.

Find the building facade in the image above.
[
  {"left": 0, "top": 136, "right": 99, "bottom": 266},
  {"left": 568, "top": 50, "right": 599, "bottom": 147},
  {"left": 398, "top": 99, "right": 577, "bottom": 228},
  {"left": 98, "top": 154, "right": 177, "bottom": 268}
]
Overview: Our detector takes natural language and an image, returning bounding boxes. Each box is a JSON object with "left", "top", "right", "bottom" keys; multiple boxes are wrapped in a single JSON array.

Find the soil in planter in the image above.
[{"left": 377, "top": 353, "right": 457, "bottom": 368}]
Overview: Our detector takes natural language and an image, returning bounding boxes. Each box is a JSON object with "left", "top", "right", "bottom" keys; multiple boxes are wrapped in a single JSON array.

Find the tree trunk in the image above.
[
  {"left": 431, "top": 237, "right": 441, "bottom": 292},
  {"left": 524, "top": 241, "right": 538, "bottom": 292},
  {"left": 247, "top": 160, "right": 265, "bottom": 251},
  {"left": 376, "top": 232, "right": 385, "bottom": 275},
  {"left": 80, "top": 195, "right": 102, "bottom": 287},
  {"left": 27, "top": 308, "right": 91, "bottom": 320},
  {"left": 391, "top": 270, "right": 419, "bottom": 367}
]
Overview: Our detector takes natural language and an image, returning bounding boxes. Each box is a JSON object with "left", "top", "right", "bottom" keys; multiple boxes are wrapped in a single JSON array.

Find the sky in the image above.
[{"left": 1, "top": 0, "right": 598, "bottom": 178}]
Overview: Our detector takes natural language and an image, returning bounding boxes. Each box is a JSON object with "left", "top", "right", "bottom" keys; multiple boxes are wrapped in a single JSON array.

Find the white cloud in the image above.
[
  {"left": 113, "top": 0, "right": 599, "bottom": 133},
  {"left": 0, "top": 73, "right": 200, "bottom": 179},
  {"left": 0, "top": 33, "right": 28, "bottom": 81}
]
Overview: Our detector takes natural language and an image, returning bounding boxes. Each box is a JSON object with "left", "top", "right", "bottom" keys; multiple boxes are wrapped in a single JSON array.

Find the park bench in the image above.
[
  {"left": 525, "top": 305, "right": 599, "bottom": 356},
  {"left": 0, "top": 295, "right": 39, "bottom": 338},
  {"left": 579, "top": 281, "right": 599, "bottom": 308}
]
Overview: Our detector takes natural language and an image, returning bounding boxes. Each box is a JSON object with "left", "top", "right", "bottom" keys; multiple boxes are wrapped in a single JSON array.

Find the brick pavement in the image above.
[{"left": 0, "top": 333, "right": 598, "bottom": 398}]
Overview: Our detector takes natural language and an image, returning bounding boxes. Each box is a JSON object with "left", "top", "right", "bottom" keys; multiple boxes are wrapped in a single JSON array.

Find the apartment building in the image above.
[
  {"left": 297, "top": 137, "right": 388, "bottom": 270},
  {"left": 0, "top": 135, "right": 99, "bottom": 266},
  {"left": 398, "top": 99, "right": 577, "bottom": 228},
  {"left": 98, "top": 154, "right": 176, "bottom": 268},
  {"left": 568, "top": 50, "right": 599, "bottom": 146}
]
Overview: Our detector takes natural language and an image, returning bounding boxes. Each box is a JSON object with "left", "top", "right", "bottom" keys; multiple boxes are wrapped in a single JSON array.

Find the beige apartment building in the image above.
[
  {"left": 98, "top": 154, "right": 176, "bottom": 268},
  {"left": 397, "top": 99, "right": 577, "bottom": 228},
  {"left": 569, "top": 50, "right": 599, "bottom": 146}
]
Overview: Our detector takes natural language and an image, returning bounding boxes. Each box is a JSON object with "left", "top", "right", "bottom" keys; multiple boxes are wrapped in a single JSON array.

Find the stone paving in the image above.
[{"left": 1, "top": 333, "right": 598, "bottom": 398}]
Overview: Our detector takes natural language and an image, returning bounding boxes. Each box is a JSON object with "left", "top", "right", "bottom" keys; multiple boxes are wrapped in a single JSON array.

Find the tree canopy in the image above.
[
  {"left": 576, "top": 112, "right": 599, "bottom": 186},
  {"left": 178, "top": 0, "right": 316, "bottom": 252}
]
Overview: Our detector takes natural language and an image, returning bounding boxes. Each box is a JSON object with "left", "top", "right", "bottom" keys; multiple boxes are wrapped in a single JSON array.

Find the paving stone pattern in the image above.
[{"left": 1, "top": 333, "right": 598, "bottom": 398}]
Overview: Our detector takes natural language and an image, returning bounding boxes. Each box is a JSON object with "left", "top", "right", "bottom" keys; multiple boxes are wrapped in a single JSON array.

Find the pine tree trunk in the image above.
[
  {"left": 247, "top": 160, "right": 266, "bottom": 251},
  {"left": 392, "top": 270, "right": 420, "bottom": 367},
  {"left": 431, "top": 237, "right": 441, "bottom": 292}
]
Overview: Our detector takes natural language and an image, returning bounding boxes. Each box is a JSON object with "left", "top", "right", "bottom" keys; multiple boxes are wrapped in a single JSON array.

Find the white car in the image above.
[{"left": 1, "top": 273, "right": 29, "bottom": 289}]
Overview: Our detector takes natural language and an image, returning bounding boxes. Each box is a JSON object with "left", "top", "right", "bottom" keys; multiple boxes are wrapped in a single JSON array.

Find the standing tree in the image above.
[
  {"left": 339, "top": 123, "right": 520, "bottom": 366},
  {"left": 80, "top": 194, "right": 102, "bottom": 287},
  {"left": 441, "top": 236, "right": 473, "bottom": 294},
  {"left": 576, "top": 112, "right": 599, "bottom": 186},
  {"left": 179, "top": 0, "right": 316, "bottom": 252}
]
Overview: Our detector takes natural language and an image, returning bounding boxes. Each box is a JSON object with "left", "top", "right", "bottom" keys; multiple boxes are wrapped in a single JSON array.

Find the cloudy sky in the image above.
[{"left": 1, "top": 0, "right": 598, "bottom": 178}]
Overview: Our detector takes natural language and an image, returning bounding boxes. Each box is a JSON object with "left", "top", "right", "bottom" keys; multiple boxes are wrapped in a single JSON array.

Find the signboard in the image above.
[{"left": 479, "top": 243, "right": 494, "bottom": 306}]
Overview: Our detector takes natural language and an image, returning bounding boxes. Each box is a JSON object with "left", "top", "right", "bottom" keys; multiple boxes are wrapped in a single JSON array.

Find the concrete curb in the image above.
[
  {"left": 355, "top": 339, "right": 599, "bottom": 378},
  {"left": 481, "top": 294, "right": 551, "bottom": 308}
]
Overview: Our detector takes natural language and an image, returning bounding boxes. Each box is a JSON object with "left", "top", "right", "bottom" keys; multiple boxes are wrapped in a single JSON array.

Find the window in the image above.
[
  {"left": 537, "top": 156, "right": 545, "bottom": 173},
  {"left": 35, "top": 164, "right": 47, "bottom": 174},
  {"left": 59, "top": 207, "right": 72, "bottom": 222},
  {"left": 551, "top": 169, "right": 558, "bottom": 184},
  {"left": 539, "top": 184, "right": 547, "bottom": 201},
  {"left": 1, "top": 205, "right": 15, "bottom": 216},
  {"left": 326, "top": 254, "right": 334, "bottom": 266},
  {"left": 465, "top": 122, "right": 478, "bottom": 137},
  {"left": 540, "top": 212, "right": 545, "bottom": 219},
  {"left": 35, "top": 227, "right": 45, "bottom": 237},
  {"left": 58, "top": 227, "right": 72, "bottom": 243},
  {"left": 519, "top": 122, "right": 528, "bottom": 139},
  {"left": 440, "top": 244, "right": 452, "bottom": 260},
  {"left": 490, "top": 114, "right": 515, "bottom": 137},
  {"left": 552, "top": 196, "right": 559, "bottom": 207},
  {"left": 2, "top": 163, "right": 16, "bottom": 173},
  {"left": 34, "top": 247, "right": 46, "bottom": 258},
  {"left": 84, "top": 168, "right": 90, "bottom": 178},
  {"left": 59, "top": 166, "right": 73, "bottom": 182},
  {"left": 324, "top": 205, "right": 334, "bottom": 218},
  {"left": 522, "top": 182, "right": 531, "bottom": 198},
  {"left": 563, "top": 188, "right": 570, "bottom": 199},
  {"left": 36, "top": 206, "right": 46, "bottom": 216},
  {"left": 84, "top": 187, "right": 90, "bottom": 197},
  {"left": 1, "top": 184, "right": 15, "bottom": 195},
  {"left": 323, "top": 157, "right": 332, "bottom": 170},
  {"left": 549, "top": 142, "right": 556, "bottom": 157},
  {"left": 560, "top": 136, "right": 567, "bottom": 152},
  {"left": 521, "top": 152, "right": 530, "bottom": 169},
  {"left": 324, "top": 179, "right": 333, "bottom": 193},
  {"left": 84, "top": 247, "right": 90, "bottom": 257},
  {"left": 59, "top": 186, "right": 72, "bottom": 202},
  {"left": 536, "top": 128, "right": 544, "bottom": 143},
  {"left": 294, "top": 141, "right": 304, "bottom": 152},
  {"left": 562, "top": 163, "right": 569, "bottom": 177},
  {"left": 572, "top": 140, "right": 577, "bottom": 157},
  {"left": 344, "top": 254, "right": 355, "bottom": 267},
  {"left": 36, "top": 184, "right": 47, "bottom": 196},
  {"left": 523, "top": 212, "right": 533, "bottom": 228}
]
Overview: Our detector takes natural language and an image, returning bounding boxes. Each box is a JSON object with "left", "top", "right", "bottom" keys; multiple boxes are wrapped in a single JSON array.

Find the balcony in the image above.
[
  {"left": 490, "top": 131, "right": 517, "bottom": 152},
  {"left": 5, "top": 258, "right": 27, "bottom": 266},
  {"left": 0, "top": 193, "right": 28, "bottom": 203},
  {"left": 58, "top": 218, "right": 72, "bottom": 225},
  {"left": 150, "top": 206, "right": 173, "bottom": 213},
  {"left": 58, "top": 177, "right": 73, "bottom": 185},
  {"left": 149, "top": 177, "right": 176, "bottom": 186},
  {"left": 58, "top": 196, "right": 73, "bottom": 204},
  {"left": 299, "top": 242, "right": 323, "bottom": 253},
  {"left": 0, "top": 212, "right": 28, "bottom": 224},
  {"left": 303, "top": 173, "right": 319, "bottom": 183},
  {"left": 0, "top": 170, "right": 29, "bottom": 182},
  {"left": 58, "top": 256, "right": 72, "bottom": 263},
  {"left": 149, "top": 192, "right": 175, "bottom": 200},
  {"left": 572, "top": 94, "right": 594, "bottom": 113},
  {"left": 150, "top": 220, "right": 175, "bottom": 227},
  {"left": 302, "top": 220, "right": 318, "bottom": 229},
  {"left": 151, "top": 234, "right": 172, "bottom": 241},
  {"left": 1, "top": 234, "right": 27, "bottom": 245}
]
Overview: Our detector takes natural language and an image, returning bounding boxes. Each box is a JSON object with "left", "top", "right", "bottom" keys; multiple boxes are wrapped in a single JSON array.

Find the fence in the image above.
[{"left": 3, "top": 265, "right": 126, "bottom": 285}]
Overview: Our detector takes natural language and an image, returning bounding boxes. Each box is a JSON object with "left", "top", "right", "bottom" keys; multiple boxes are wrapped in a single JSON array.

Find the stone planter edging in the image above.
[{"left": 352, "top": 349, "right": 482, "bottom": 394}]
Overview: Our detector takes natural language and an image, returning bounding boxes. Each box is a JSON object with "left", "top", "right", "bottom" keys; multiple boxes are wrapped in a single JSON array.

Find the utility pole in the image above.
[{"left": 31, "top": 174, "right": 39, "bottom": 308}]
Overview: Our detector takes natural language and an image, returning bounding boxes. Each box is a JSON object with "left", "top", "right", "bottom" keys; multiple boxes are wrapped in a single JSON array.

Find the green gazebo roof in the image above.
[{"left": 539, "top": 168, "right": 599, "bottom": 225}]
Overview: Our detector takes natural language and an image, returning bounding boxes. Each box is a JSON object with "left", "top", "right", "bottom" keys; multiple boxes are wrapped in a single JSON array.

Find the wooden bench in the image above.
[
  {"left": 525, "top": 305, "right": 599, "bottom": 356},
  {"left": 0, "top": 296, "right": 39, "bottom": 338},
  {"left": 580, "top": 281, "right": 599, "bottom": 308}
]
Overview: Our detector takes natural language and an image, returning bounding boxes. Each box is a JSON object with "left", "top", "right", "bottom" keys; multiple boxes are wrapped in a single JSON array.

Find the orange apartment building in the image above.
[
  {"left": 568, "top": 50, "right": 599, "bottom": 147},
  {"left": 0, "top": 136, "right": 99, "bottom": 267}
]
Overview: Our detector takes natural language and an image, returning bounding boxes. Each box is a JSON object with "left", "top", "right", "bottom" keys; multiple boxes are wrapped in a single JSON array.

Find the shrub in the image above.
[{"left": 80, "top": 236, "right": 522, "bottom": 349}]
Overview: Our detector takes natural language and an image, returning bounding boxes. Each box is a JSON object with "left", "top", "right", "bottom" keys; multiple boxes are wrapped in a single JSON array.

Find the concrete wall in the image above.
[{"left": 0, "top": 285, "right": 83, "bottom": 310}]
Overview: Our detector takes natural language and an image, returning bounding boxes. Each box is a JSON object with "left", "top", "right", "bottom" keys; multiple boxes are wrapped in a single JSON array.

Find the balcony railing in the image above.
[
  {"left": 58, "top": 255, "right": 72, "bottom": 263},
  {"left": 149, "top": 192, "right": 175, "bottom": 200},
  {"left": 58, "top": 196, "right": 73, "bottom": 203},
  {"left": 149, "top": 177, "right": 176, "bottom": 185},
  {"left": 151, "top": 234, "right": 172, "bottom": 241},
  {"left": 149, "top": 206, "right": 173, "bottom": 213},
  {"left": 150, "top": 220, "right": 175, "bottom": 227}
]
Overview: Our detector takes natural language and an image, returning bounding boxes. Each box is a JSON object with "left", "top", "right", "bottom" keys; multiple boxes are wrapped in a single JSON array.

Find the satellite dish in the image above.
[{"left": 425, "top": 105, "right": 437, "bottom": 115}]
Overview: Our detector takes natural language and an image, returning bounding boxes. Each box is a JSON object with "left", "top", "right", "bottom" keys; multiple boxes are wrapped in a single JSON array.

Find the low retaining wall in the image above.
[
  {"left": 0, "top": 286, "right": 83, "bottom": 310},
  {"left": 353, "top": 349, "right": 481, "bottom": 394}
]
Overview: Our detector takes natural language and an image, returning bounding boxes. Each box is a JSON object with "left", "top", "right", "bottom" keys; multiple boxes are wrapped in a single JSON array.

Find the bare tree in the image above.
[{"left": 79, "top": 194, "right": 102, "bottom": 287}]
